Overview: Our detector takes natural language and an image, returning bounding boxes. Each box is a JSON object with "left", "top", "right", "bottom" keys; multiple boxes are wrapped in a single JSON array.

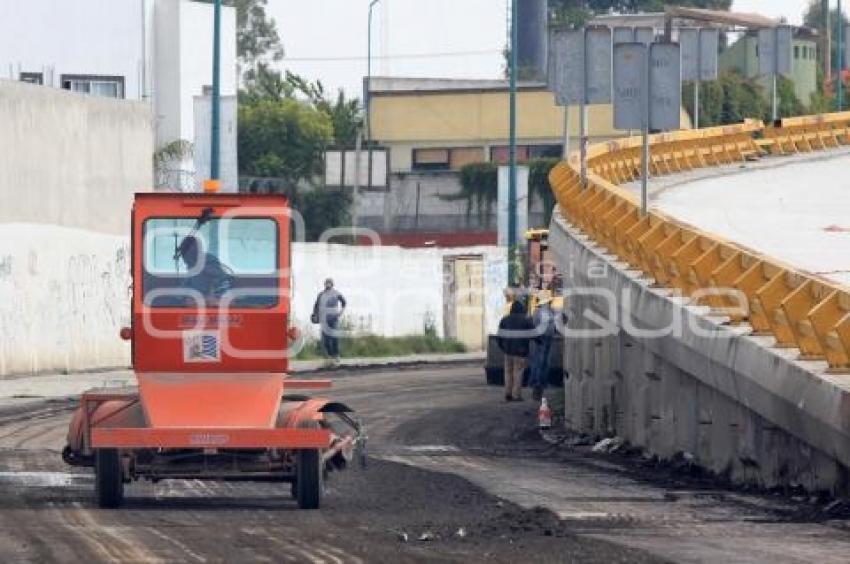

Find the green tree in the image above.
[
  {"left": 241, "top": 65, "right": 363, "bottom": 147},
  {"left": 441, "top": 163, "right": 498, "bottom": 228},
  {"left": 301, "top": 189, "right": 353, "bottom": 242},
  {"left": 528, "top": 158, "right": 559, "bottom": 226},
  {"left": 804, "top": 1, "right": 849, "bottom": 71},
  {"left": 198, "top": 0, "right": 284, "bottom": 80},
  {"left": 549, "top": 1, "right": 732, "bottom": 28},
  {"left": 238, "top": 98, "right": 333, "bottom": 186}
]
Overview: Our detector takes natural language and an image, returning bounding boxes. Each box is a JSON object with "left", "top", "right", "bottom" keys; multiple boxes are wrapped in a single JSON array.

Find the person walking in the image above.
[
  {"left": 312, "top": 278, "right": 346, "bottom": 363},
  {"left": 496, "top": 300, "right": 534, "bottom": 402},
  {"left": 529, "top": 290, "right": 556, "bottom": 402}
]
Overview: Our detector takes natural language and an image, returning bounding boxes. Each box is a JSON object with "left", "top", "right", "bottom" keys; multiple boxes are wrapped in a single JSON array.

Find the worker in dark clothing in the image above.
[
  {"left": 312, "top": 278, "right": 347, "bottom": 363},
  {"left": 496, "top": 300, "right": 534, "bottom": 402},
  {"left": 178, "top": 235, "right": 233, "bottom": 303},
  {"left": 529, "top": 291, "right": 556, "bottom": 401}
]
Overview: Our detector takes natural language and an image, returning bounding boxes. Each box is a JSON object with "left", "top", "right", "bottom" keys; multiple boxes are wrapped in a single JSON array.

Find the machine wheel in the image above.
[
  {"left": 95, "top": 449, "right": 124, "bottom": 508},
  {"left": 296, "top": 449, "right": 322, "bottom": 509}
]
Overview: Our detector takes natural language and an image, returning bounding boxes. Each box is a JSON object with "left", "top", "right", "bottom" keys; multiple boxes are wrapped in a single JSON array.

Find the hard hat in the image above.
[{"left": 537, "top": 290, "right": 553, "bottom": 305}]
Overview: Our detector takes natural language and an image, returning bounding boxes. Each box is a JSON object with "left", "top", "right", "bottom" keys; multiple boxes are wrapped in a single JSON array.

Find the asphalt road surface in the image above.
[{"left": 0, "top": 363, "right": 848, "bottom": 563}]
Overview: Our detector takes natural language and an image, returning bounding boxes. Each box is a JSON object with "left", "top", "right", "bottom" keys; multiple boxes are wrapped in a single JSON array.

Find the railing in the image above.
[{"left": 549, "top": 112, "right": 850, "bottom": 373}]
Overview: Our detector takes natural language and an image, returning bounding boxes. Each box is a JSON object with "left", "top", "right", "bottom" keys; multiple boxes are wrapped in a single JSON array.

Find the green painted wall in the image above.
[{"left": 719, "top": 35, "right": 817, "bottom": 106}]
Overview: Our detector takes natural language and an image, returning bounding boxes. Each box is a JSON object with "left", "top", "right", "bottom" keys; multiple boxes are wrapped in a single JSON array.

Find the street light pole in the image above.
[
  {"left": 508, "top": 0, "right": 518, "bottom": 286},
  {"left": 210, "top": 0, "right": 221, "bottom": 182},
  {"left": 366, "top": 0, "right": 381, "bottom": 143}
]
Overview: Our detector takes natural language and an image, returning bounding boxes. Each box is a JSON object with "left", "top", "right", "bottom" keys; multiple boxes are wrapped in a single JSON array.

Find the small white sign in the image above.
[{"left": 183, "top": 331, "right": 221, "bottom": 363}]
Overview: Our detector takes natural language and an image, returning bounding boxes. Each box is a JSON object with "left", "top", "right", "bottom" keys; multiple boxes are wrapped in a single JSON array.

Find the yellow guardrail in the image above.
[{"left": 549, "top": 112, "right": 850, "bottom": 373}]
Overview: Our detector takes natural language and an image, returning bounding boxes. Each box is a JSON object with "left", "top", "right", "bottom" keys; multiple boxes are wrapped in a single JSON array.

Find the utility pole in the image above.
[
  {"left": 508, "top": 0, "right": 518, "bottom": 285},
  {"left": 210, "top": 0, "right": 221, "bottom": 182},
  {"left": 366, "top": 0, "right": 381, "bottom": 143}
]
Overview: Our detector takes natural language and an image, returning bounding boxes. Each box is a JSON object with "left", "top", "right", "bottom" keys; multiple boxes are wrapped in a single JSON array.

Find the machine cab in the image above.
[{"left": 130, "top": 193, "right": 292, "bottom": 373}]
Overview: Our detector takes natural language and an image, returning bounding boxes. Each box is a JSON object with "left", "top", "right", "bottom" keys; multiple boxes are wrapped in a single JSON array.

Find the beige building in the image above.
[
  {"left": 363, "top": 77, "right": 680, "bottom": 234},
  {"left": 369, "top": 77, "right": 626, "bottom": 174}
]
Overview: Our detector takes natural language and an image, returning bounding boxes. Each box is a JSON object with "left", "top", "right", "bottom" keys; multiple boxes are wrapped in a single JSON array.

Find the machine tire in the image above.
[
  {"left": 95, "top": 449, "right": 124, "bottom": 508},
  {"left": 296, "top": 449, "right": 322, "bottom": 509}
]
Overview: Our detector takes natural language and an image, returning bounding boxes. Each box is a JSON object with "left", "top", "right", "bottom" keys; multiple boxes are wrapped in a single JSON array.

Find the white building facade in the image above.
[{"left": 0, "top": 0, "right": 238, "bottom": 192}]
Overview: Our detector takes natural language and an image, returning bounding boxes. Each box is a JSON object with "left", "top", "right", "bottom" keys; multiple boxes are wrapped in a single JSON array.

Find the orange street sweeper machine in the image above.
[{"left": 63, "top": 193, "right": 364, "bottom": 509}]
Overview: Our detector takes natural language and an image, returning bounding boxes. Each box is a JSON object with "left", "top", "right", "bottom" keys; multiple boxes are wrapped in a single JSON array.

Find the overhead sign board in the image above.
[
  {"left": 635, "top": 27, "right": 654, "bottom": 46},
  {"left": 699, "top": 29, "right": 719, "bottom": 81},
  {"left": 613, "top": 26, "right": 634, "bottom": 45},
  {"left": 613, "top": 43, "right": 646, "bottom": 130},
  {"left": 613, "top": 42, "right": 681, "bottom": 132},
  {"left": 548, "top": 29, "right": 566, "bottom": 100},
  {"left": 776, "top": 25, "right": 793, "bottom": 77},
  {"left": 681, "top": 28, "right": 719, "bottom": 82},
  {"left": 585, "top": 26, "right": 612, "bottom": 104},
  {"left": 649, "top": 43, "right": 682, "bottom": 131},
  {"left": 559, "top": 29, "right": 585, "bottom": 105},
  {"left": 759, "top": 26, "right": 793, "bottom": 77}
]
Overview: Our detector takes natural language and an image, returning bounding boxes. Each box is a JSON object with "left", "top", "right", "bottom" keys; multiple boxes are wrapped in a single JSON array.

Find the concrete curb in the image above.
[
  {"left": 0, "top": 352, "right": 485, "bottom": 402},
  {"left": 291, "top": 352, "right": 486, "bottom": 374}
]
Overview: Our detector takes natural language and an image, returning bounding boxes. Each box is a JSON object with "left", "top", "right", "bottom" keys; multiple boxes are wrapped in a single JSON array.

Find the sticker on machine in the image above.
[{"left": 183, "top": 331, "right": 221, "bottom": 363}]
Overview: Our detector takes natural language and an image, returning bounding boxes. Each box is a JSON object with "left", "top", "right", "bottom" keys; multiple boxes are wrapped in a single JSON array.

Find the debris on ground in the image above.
[{"left": 592, "top": 436, "right": 624, "bottom": 454}]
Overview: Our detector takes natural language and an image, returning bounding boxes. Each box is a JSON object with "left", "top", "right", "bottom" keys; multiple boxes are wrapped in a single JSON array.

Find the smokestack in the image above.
[{"left": 517, "top": 0, "right": 548, "bottom": 80}]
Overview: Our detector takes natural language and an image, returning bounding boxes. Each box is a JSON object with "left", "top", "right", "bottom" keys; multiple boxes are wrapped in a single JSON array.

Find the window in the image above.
[
  {"left": 20, "top": 72, "right": 43, "bottom": 85},
  {"left": 412, "top": 148, "right": 450, "bottom": 171},
  {"left": 794, "top": 46, "right": 800, "bottom": 60},
  {"left": 143, "top": 217, "right": 279, "bottom": 308},
  {"left": 490, "top": 145, "right": 530, "bottom": 165},
  {"left": 449, "top": 147, "right": 485, "bottom": 169},
  {"left": 412, "top": 147, "right": 486, "bottom": 171},
  {"left": 61, "top": 74, "right": 125, "bottom": 99},
  {"left": 490, "top": 144, "right": 561, "bottom": 164}
]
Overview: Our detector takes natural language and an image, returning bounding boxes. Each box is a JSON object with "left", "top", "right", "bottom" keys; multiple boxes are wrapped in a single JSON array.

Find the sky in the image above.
[{"left": 268, "top": 1, "right": 814, "bottom": 98}]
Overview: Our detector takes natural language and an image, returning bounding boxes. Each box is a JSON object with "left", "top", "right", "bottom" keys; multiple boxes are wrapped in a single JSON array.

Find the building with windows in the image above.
[
  {"left": 719, "top": 31, "right": 819, "bottom": 107},
  {"left": 359, "top": 77, "right": 686, "bottom": 237},
  {"left": 0, "top": 0, "right": 237, "bottom": 192}
]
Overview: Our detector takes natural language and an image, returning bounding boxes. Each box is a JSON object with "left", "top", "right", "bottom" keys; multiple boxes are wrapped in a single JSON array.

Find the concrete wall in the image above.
[
  {"left": 290, "top": 243, "right": 507, "bottom": 342},
  {"left": 0, "top": 81, "right": 153, "bottom": 377},
  {"left": 355, "top": 171, "right": 548, "bottom": 233},
  {"left": 550, "top": 214, "right": 850, "bottom": 494},
  {"left": 0, "top": 80, "right": 153, "bottom": 235}
]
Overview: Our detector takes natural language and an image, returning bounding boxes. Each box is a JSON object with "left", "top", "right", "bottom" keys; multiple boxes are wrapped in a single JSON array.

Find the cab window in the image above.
[{"left": 143, "top": 217, "right": 279, "bottom": 308}]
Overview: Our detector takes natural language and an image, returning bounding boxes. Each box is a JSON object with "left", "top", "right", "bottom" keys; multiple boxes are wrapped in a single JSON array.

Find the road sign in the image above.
[
  {"left": 776, "top": 25, "right": 793, "bottom": 77},
  {"left": 613, "top": 43, "right": 646, "bottom": 130},
  {"left": 650, "top": 43, "right": 682, "bottom": 131},
  {"left": 759, "top": 26, "right": 793, "bottom": 77},
  {"left": 548, "top": 30, "right": 568, "bottom": 104},
  {"left": 614, "top": 42, "right": 682, "bottom": 132},
  {"left": 558, "top": 29, "right": 585, "bottom": 105},
  {"left": 699, "top": 29, "right": 719, "bottom": 81},
  {"left": 586, "top": 26, "right": 612, "bottom": 104},
  {"left": 613, "top": 26, "right": 634, "bottom": 44},
  {"left": 635, "top": 27, "right": 654, "bottom": 46},
  {"left": 680, "top": 28, "right": 719, "bottom": 82}
]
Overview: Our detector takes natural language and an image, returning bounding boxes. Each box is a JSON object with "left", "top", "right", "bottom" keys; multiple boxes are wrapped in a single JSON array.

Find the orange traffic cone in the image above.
[{"left": 538, "top": 397, "right": 552, "bottom": 430}]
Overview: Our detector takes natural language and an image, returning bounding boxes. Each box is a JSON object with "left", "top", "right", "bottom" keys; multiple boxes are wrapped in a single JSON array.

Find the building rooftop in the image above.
[
  {"left": 589, "top": 7, "right": 786, "bottom": 31},
  {"left": 368, "top": 76, "right": 546, "bottom": 95}
]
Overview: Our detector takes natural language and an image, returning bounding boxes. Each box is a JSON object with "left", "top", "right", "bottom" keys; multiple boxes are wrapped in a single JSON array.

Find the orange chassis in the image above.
[{"left": 62, "top": 193, "right": 366, "bottom": 509}]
